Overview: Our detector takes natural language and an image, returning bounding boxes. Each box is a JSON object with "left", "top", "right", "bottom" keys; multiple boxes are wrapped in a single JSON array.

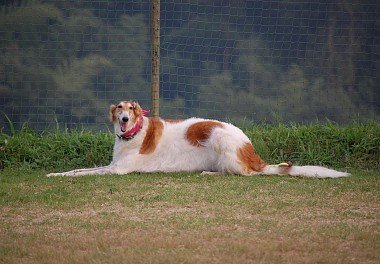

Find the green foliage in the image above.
[
  {"left": 0, "top": 123, "right": 379, "bottom": 171},
  {"left": 0, "top": 1, "right": 379, "bottom": 129},
  {"left": 0, "top": 1, "right": 150, "bottom": 131},
  {"left": 0, "top": 126, "right": 114, "bottom": 170},
  {"left": 159, "top": 2, "right": 378, "bottom": 123},
  {"left": 245, "top": 122, "right": 380, "bottom": 168}
]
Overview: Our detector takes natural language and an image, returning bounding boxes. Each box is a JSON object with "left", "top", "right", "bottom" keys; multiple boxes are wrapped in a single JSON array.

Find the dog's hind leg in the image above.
[{"left": 47, "top": 165, "right": 117, "bottom": 177}]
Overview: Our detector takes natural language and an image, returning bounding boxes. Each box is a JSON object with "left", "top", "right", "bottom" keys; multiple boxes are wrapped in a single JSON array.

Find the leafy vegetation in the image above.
[
  {"left": 0, "top": 1, "right": 379, "bottom": 132},
  {"left": 0, "top": 126, "right": 114, "bottom": 170},
  {"left": 1, "top": 122, "right": 379, "bottom": 171}
]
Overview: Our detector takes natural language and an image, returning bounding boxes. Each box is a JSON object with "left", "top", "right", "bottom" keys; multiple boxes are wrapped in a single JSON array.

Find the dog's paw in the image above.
[
  {"left": 46, "top": 172, "right": 63, "bottom": 177},
  {"left": 201, "top": 171, "right": 221, "bottom": 176}
]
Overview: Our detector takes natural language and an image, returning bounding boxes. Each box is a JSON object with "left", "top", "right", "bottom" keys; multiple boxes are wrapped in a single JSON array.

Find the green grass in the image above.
[
  {"left": 1, "top": 122, "right": 379, "bottom": 171},
  {"left": 0, "top": 168, "right": 379, "bottom": 263},
  {"left": 0, "top": 127, "right": 114, "bottom": 170},
  {"left": 244, "top": 122, "right": 380, "bottom": 169},
  {"left": 0, "top": 123, "right": 379, "bottom": 263}
]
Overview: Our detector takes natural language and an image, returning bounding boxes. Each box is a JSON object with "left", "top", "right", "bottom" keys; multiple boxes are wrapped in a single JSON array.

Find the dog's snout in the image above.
[{"left": 122, "top": 116, "right": 129, "bottom": 122}]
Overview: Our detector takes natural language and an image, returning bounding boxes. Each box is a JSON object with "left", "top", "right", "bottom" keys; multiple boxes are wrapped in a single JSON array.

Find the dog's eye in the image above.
[
  {"left": 117, "top": 105, "right": 122, "bottom": 108},
  {"left": 129, "top": 106, "right": 133, "bottom": 110}
]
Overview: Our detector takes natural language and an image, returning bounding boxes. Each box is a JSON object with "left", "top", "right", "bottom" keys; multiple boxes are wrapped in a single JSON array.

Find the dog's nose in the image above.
[{"left": 122, "top": 117, "right": 129, "bottom": 122}]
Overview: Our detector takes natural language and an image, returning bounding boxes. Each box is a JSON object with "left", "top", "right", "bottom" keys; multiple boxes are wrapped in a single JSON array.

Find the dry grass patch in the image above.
[{"left": 0, "top": 169, "right": 379, "bottom": 263}]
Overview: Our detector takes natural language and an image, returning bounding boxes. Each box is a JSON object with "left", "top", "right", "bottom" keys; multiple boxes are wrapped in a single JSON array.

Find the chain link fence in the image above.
[{"left": 0, "top": 1, "right": 379, "bottom": 132}]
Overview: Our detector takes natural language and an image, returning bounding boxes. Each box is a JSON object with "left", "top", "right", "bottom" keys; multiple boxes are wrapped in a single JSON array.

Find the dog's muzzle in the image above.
[{"left": 119, "top": 116, "right": 129, "bottom": 132}]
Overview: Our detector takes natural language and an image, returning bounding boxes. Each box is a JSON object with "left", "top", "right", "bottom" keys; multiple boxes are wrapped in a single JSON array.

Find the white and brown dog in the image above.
[{"left": 47, "top": 101, "right": 350, "bottom": 178}]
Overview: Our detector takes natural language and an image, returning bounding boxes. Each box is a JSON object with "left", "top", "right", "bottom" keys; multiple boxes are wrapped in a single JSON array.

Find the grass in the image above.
[
  {"left": 0, "top": 168, "right": 379, "bottom": 263},
  {"left": 1, "top": 122, "right": 379, "bottom": 170},
  {"left": 0, "top": 122, "right": 379, "bottom": 263}
]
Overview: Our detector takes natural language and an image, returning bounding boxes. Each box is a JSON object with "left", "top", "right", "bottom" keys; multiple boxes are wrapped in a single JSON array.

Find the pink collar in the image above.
[{"left": 118, "top": 109, "right": 150, "bottom": 141}]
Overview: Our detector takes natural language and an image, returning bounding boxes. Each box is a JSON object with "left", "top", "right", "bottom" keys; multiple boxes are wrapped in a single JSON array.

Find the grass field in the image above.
[
  {"left": 0, "top": 123, "right": 379, "bottom": 263},
  {"left": 1, "top": 168, "right": 379, "bottom": 263}
]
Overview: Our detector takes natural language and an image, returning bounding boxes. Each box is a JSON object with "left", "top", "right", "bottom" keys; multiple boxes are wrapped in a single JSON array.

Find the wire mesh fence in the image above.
[{"left": 0, "top": 0, "right": 379, "bottom": 132}]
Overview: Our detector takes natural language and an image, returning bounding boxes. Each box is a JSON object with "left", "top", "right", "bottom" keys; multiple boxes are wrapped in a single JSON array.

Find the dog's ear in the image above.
[
  {"left": 109, "top": 104, "right": 117, "bottom": 122},
  {"left": 132, "top": 101, "right": 142, "bottom": 117}
]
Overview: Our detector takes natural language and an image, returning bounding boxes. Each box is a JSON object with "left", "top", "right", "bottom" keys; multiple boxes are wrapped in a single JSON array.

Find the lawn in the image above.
[
  {"left": 1, "top": 168, "right": 379, "bottom": 263},
  {"left": 1, "top": 123, "right": 379, "bottom": 263}
]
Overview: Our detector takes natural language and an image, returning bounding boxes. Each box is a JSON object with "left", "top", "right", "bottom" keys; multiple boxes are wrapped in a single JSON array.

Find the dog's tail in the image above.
[{"left": 260, "top": 162, "right": 350, "bottom": 178}]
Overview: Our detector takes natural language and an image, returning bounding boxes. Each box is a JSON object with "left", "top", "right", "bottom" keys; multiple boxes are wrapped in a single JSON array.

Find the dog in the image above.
[{"left": 47, "top": 100, "right": 350, "bottom": 178}]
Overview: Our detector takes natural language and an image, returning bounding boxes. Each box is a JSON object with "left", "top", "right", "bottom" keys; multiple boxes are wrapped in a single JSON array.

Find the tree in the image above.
[{"left": 0, "top": 1, "right": 150, "bottom": 131}]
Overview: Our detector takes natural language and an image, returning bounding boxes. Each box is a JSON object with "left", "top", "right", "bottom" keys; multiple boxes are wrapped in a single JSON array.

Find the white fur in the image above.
[
  {"left": 260, "top": 165, "right": 350, "bottom": 178},
  {"left": 47, "top": 115, "right": 350, "bottom": 178}
]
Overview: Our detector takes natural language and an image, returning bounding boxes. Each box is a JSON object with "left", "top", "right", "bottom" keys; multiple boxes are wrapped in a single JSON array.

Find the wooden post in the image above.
[{"left": 151, "top": 0, "right": 160, "bottom": 118}]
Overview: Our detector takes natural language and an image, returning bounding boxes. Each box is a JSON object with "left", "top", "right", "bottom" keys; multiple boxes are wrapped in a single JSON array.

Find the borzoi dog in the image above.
[{"left": 47, "top": 101, "right": 350, "bottom": 178}]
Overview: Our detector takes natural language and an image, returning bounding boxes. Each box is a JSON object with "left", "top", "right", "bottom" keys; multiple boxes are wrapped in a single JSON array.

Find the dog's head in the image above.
[{"left": 109, "top": 101, "right": 142, "bottom": 133}]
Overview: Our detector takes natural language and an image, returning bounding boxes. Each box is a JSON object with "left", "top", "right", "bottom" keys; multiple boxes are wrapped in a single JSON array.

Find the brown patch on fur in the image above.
[
  {"left": 132, "top": 102, "right": 142, "bottom": 122},
  {"left": 237, "top": 142, "right": 267, "bottom": 174},
  {"left": 164, "top": 119, "right": 184, "bottom": 124},
  {"left": 109, "top": 104, "right": 117, "bottom": 122},
  {"left": 139, "top": 118, "right": 164, "bottom": 155},
  {"left": 185, "top": 121, "right": 224, "bottom": 147}
]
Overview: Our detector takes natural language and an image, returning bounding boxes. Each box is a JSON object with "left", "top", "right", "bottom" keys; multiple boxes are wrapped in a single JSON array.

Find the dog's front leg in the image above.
[{"left": 47, "top": 165, "right": 118, "bottom": 177}]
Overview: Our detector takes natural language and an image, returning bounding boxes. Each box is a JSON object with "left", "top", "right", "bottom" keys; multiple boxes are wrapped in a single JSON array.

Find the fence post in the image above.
[{"left": 151, "top": 0, "right": 160, "bottom": 118}]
